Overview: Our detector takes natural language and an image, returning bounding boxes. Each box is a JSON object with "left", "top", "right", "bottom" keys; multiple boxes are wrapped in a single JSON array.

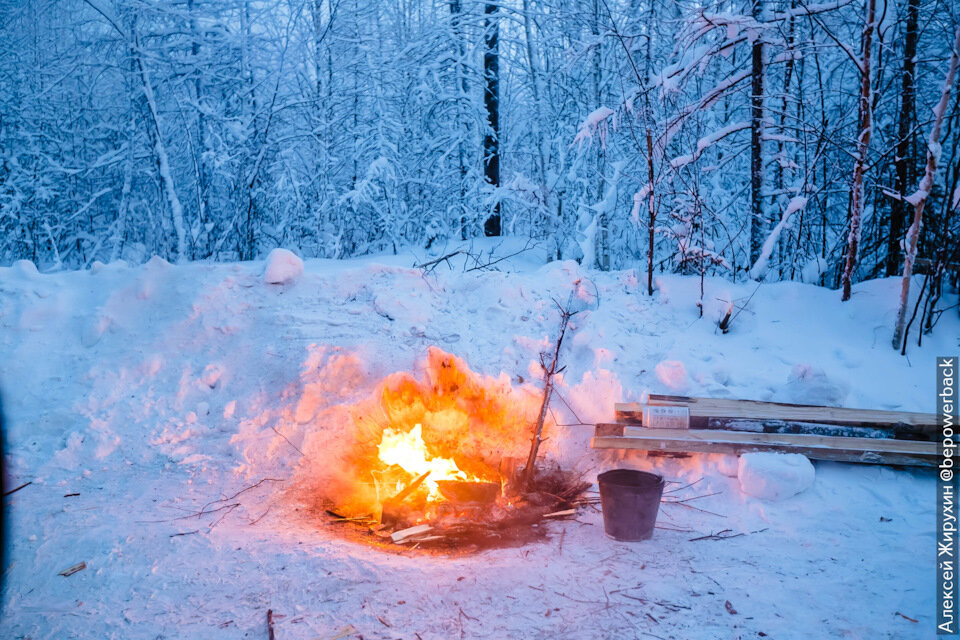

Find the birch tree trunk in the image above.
[
  {"left": 521, "top": 0, "right": 551, "bottom": 244},
  {"left": 135, "top": 37, "right": 188, "bottom": 262},
  {"left": 450, "top": 0, "right": 469, "bottom": 239},
  {"left": 187, "top": 0, "right": 210, "bottom": 255},
  {"left": 840, "top": 0, "right": 876, "bottom": 301},
  {"left": 592, "top": 0, "right": 609, "bottom": 270},
  {"left": 891, "top": 25, "right": 960, "bottom": 349}
]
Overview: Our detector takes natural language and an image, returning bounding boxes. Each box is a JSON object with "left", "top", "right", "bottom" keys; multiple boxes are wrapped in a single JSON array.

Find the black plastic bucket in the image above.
[{"left": 597, "top": 469, "right": 665, "bottom": 541}]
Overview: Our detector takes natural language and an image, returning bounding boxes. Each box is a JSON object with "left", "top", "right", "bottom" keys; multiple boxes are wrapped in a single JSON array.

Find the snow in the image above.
[
  {"left": 738, "top": 452, "right": 816, "bottom": 500},
  {"left": 781, "top": 364, "right": 850, "bottom": 406},
  {"left": 0, "top": 240, "right": 953, "bottom": 639},
  {"left": 263, "top": 248, "right": 304, "bottom": 284},
  {"left": 13, "top": 259, "right": 39, "bottom": 278},
  {"left": 669, "top": 121, "right": 749, "bottom": 169},
  {"left": 749, "top": 195, "right": 808, "bottom": 280},
  {"left": 654, "top": 360, "right": 688, "bottom": 392},
  {"left": 572, "top": 106, "right": 615, "bottom": 149},
  {"left": 801, "top": 255, "right": 828, "bottom": 284},
  {"left": 661, "top": 69, "right": 752, "bottom": 149},
  {"left": 904, "top": 189, "right": 928, "bottom": 207}
]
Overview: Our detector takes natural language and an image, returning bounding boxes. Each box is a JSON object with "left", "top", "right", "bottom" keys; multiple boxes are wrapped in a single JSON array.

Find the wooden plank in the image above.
[
  {"left": 590, "top": 436, "right": 937, "bottom": 466},
  {"left": 596, "top": 423, "right": 626, "bottom": 437},
  {"left": 591, "top": 427, "right": 939, "bottom": 467},
  {"left": 390, "top": 524, "right": 432, "bottom": 543},
  {"left": 615, "top": 417, "right": 916, "bottom": 439},
  {"left": 704, "top": 418, "right": 896, "bottom": 439},
  {"left": 597, "top": 426, "right": 938, "bottom": 452},
  {"left": 616, "top": 395, "right": 938, "bottom": 431}
]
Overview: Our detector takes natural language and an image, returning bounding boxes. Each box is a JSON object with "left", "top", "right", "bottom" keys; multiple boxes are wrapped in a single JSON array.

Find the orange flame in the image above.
[
  {"left": 303, "top": 348, "right": 546, "bottom": 516},
  {"left": 377, "top": 423, "right": 474, "bottom": 499}
]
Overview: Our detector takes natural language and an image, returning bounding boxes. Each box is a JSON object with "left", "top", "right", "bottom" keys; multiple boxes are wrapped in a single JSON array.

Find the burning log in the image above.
[
  {"left": 435, "top": 480, "right": 499, "bottom": 504},
  {"left": 327, "top": 467, "right": 590, "bottom": 551},
  {"left": 498, "top": 456, "right": 521, "bottom": 494},
  {"left": 381, "top": 471, "right": 431, "bottom": 526},
  {"left": 313, "top": 348, "right": 591, "bottom": 552}
]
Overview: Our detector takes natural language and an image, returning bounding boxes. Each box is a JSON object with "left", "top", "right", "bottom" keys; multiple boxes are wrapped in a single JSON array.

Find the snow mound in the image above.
[
  {"left": 13, "top": 259, "right": 39, "bottom": 278},
  {"left": 263, "top": 248, "right": 304, "bottom": 284},
  {"left": 146, "top": 255, "right": 171, "bottom": 270},
  {"left": 716, "top": 454, "right": 740, "bottom": 477},
  {"left": 654, "top": 360, "right": 688, "bottom": 392},
  {"left": 738, "top": 452, "right": 815, "bottom": 500},
  {"left": 779, "top": 364, "right": 849, "bottom": 406}
]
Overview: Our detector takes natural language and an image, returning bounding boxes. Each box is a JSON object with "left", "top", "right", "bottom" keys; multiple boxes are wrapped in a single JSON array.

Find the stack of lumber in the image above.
[{"left": 591, "top": 394, "right": 940, "bottom": 467}]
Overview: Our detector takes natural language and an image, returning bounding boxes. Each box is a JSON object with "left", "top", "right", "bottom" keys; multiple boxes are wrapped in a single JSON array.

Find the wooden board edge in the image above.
[
  {"left": 590, "top": 436, "right": 938, "bottom": 467},
  {"left": 614, "top": 401, "right": 939, "bottom": 428}
]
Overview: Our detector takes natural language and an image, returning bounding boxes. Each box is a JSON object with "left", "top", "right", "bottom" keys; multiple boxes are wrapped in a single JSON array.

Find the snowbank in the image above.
[
  {"left": 0, "top": 244, "right": 950, "bottom": 639},
  {"left": 263, "top": 247, "right": 304, "bottom": 284}
]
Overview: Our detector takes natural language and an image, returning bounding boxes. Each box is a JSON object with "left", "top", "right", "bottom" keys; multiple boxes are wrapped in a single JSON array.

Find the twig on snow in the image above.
[
  {"left": 689, "top": 527, "right": 768, "bottom": 541},
  {"left": 208, "top": 503, "right": 241, "bottom": 530},
  {"left": 198, "top": 478, "right": 284, "bottom": 517},
  {"left": 58, "top": 562, "right": 87, "bottom": 577},
  {"left": 271, "top": 426, "right": 304, "bottom": 457},
  {"left": 463, "top": 238, "right": 539, "bottom": 272},
  {"left": 666, "top": 501, "right": 727, "bottom": 518},
  {"left": 662, "top": 490, "right": 722, "bottom": 504},
  {"left": 249, "top": 506, "right": 272, "bottom": 525},
  {"left": 414, "top": 250, "right": 463, "bottom": 273},
  {"left": 663, "top": 478, "right": 703, "bottom": 495},
  {"left": 3, "top": 481, "right": 32, "bottom": 497}
]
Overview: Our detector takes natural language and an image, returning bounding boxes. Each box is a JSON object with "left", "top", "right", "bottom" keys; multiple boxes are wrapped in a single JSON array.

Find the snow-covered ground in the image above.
[{"left": 1, "top": 240, "right": 955, "bottom": 639}]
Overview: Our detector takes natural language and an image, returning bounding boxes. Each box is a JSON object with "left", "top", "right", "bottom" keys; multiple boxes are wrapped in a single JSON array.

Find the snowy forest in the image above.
[
  {"left": 3, "top": 2, "right": 960, "bottom": 637},
  {"left": 1, "top": 0, "right": 959, "bottom": 293}
]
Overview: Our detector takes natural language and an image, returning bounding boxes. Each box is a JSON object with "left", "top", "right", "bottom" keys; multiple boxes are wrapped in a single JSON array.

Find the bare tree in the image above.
[
  {"left": 886, "top": 0, "right": 920, "bottom": 276},
  {"left": 482, "top": 1, "right": 500, "bottom": 236},
  {"left": 891, "top": 25, "right": 960, "bottom": 349},
  {"left": 841, "top": 0, "right": 877, "bottom": 301},
  {"left": 750, "top": 0, "right": 767, "bottom": 266}
]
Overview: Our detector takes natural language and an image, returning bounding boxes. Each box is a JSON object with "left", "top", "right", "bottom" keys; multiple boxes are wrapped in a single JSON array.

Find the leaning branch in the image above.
[{"left": 521, "top": 287, "right": 580, "bottom": 490}]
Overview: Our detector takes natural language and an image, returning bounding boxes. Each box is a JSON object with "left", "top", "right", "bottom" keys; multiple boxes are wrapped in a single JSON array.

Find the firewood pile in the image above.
[
  {"left": 325, "top": 464, "right": 593, "bottom": 552},
  {"left": 592, "top": 394, "right": 940, "bottom": 467}
]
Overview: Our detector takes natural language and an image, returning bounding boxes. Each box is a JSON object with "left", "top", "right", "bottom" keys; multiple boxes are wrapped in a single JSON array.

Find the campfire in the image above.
[{"left": 300, "top": 348, "right": 591, "bottom": 551}]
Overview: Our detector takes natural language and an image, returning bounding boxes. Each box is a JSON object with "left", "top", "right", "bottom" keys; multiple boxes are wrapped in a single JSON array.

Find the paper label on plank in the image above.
[{"left": 643, "top": 405, "right": 690, "bottom": 429}]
